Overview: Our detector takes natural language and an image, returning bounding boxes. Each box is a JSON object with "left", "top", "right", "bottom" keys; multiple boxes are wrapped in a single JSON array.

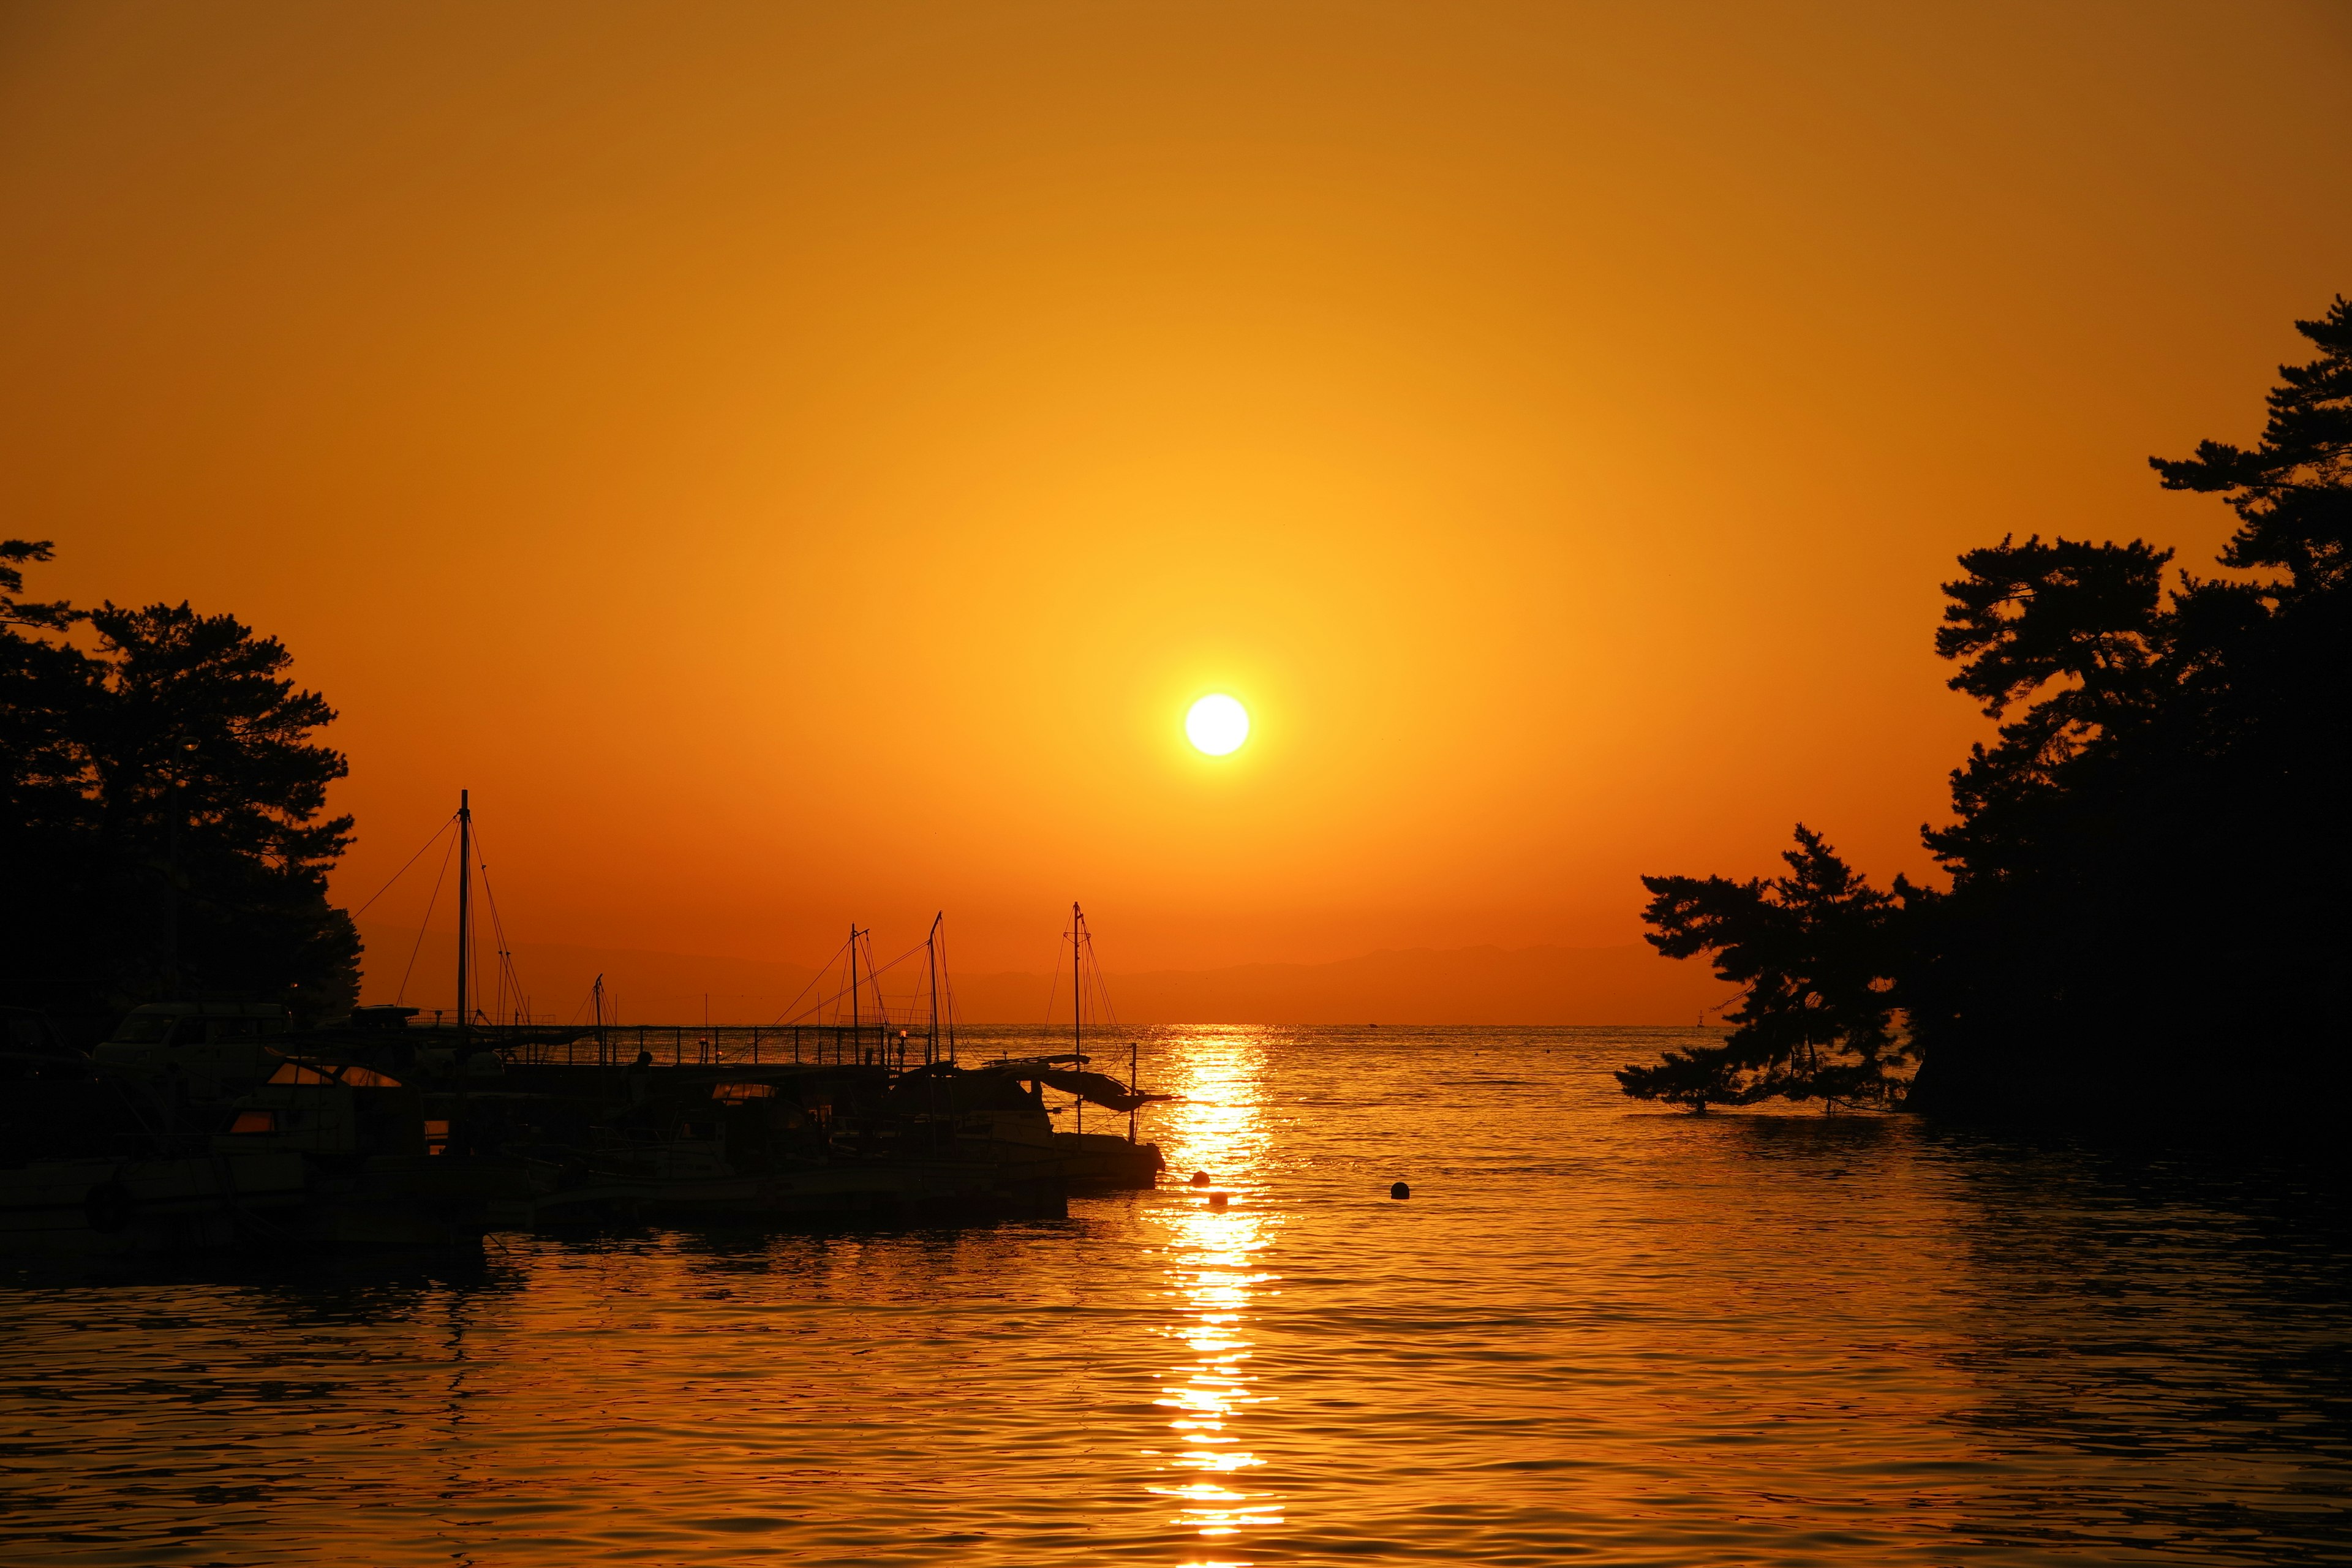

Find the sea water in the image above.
[{"left": 2, "top": 1026, "right": 2346, "bottom": 1566}]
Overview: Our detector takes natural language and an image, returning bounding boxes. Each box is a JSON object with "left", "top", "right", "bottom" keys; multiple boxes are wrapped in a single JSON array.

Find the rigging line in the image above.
[
  {"left": 783, "top": 954, "right": 930, "bottom": 1028},
  {"left": 474, "top": 858, "right": 515, "bottom": 986},
  {"left": 469, "top": 837, "right": 500, "bottom": 1023},
  {"left": 832, "top": 938, "right": 853, "bottom": 1028},
  {"left": 796, "top": 969, "right": 865, "bottom": 1031},
  {"left": 467, "top": 820, "right": 528, "bottom": 1025},
  {"left": 1042, "top": 932, "right": 1065, "bottom": 1028},
  {"left": 1079, "top": 927, "right": 1121, "bottom": 1030},
  {"left": 483, "top": 872, "right": 525, "bottom": 1023},
  {"left": 769, "top": 934, "right": 852, "bottom": 1028},
  {"left": 394, "top": 829, "right": 459, "bottom": 1006},
  {"left": 859, "top": 927, "right": 891, "bottom": 1028},
  {"left": 782, "top": 935, "right": 935, "bottom": 1027},
  {"left": 858, "top": 934, "right": 937, "bottom": 982},
  {"left": 350, "top": 815, "right": 456, "bottom": 918},
  {"left": 854, "top": 929, "right": 874, "bottom": 1028},
  {"left": 935, "top": 920, "right": 959, "bottom": 1055}
]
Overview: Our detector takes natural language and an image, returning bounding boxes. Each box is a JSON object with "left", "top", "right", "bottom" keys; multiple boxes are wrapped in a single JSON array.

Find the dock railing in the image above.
[{"left": 484, "top": 1023, "right": 934, "bottom": 1072}]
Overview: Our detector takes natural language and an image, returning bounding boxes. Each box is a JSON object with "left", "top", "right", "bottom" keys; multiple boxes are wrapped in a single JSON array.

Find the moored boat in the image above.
[
  {"left": 0, "top": 1151, "right": 312, "bottom": 1254},
  {"left": 3, "top": 802, "right": 1177, "bottom": 1250}
]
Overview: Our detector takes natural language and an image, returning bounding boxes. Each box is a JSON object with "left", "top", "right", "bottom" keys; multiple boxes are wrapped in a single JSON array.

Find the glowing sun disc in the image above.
[{"left": 1186, "top": 695, "right": 1250, "bottom": 756}]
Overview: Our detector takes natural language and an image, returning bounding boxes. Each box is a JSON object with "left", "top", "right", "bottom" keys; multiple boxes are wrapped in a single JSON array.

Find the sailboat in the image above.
[{"left": 979, "top": 904, "right": 1168, "bottom": 1189}]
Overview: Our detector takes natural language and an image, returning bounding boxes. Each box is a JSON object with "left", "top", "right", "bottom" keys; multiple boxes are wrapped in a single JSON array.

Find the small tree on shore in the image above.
[{"left": 1617, "top": 826, "right": 1909, "bottom": 1112}]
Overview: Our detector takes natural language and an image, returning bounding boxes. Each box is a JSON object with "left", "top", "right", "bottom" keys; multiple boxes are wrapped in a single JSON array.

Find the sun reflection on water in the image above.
[{"left": 1144, "top": 1028, "right": 1283, "bottom": 1564}]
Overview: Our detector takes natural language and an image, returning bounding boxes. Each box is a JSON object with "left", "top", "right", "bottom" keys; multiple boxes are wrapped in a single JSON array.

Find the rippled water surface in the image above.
[{"left": 4, "top": 1027, "right": 2348, "bottom": 1565}]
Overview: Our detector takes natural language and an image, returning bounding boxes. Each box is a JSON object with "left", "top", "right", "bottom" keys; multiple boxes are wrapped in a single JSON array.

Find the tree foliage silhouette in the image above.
[
  {"left": 1622, "top": 295, "right": 2351, "bottom": 1117},
  {"left": 0, "top": 545, "right": 359, "bottom": 1018},
  {"left": 1618, "top": 826, "right": 1907, "bottom": 1110}
]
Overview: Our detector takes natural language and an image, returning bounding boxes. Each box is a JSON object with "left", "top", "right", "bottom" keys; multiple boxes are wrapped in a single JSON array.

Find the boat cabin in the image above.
[
  {"left": 100, "top": 1001, "right": 292, "bottom": 1049},
  {"left": 93, "top": 1002, "right": 294, "bottom": 1100}
]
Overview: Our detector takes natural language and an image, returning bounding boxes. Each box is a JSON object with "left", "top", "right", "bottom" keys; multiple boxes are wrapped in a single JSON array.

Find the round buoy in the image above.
[
  {"left": 1208, "top": 1192, "right": 1229, "bottom": 1209},
  {"left": 1390, "top": 1181, "right": 1411, "bottom": 1200},
  {"left": 1189, "top": 1170, "right": 1210, "bottom": 1187}
]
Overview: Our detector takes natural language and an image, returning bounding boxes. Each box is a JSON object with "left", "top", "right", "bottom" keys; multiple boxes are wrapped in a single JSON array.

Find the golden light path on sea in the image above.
[{"left": 1147, "top": 1030, "right": 1281, "bottom": 1566}]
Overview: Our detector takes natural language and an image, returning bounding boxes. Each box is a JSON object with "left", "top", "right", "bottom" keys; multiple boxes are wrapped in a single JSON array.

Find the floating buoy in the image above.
[
  {"left": 1208, "top": 1192, "right": 1229, "bottom": 1209},
  {"left": 1390, "top": 1181, "right": 1411, "bottom": 1200},
  {"left": 1189, "top": 1170, "right": 1210, "bottom": 1187}
]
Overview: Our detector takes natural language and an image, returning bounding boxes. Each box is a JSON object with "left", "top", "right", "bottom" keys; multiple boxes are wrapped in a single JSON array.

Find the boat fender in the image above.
[
  {"left": 1189, "top": 1170, "right": 1210, "bottom": 1186},
  {"left": 1390, "top": 1181, "right": 1411, "bottom": 1200},
  {"left": 83, "top": 1180, "right": 136, "bottom": 1234}
]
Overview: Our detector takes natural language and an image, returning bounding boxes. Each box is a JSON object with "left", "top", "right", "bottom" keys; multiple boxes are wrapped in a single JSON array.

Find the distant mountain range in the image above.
[{"left": 356, "top": 924, "right": 1731, "bottom": 1027}]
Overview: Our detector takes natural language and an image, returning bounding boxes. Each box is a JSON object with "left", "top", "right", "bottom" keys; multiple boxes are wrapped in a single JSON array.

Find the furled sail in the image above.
[{"left": 1033, "top": 1068, "right": 1171, "bottom": 1114}]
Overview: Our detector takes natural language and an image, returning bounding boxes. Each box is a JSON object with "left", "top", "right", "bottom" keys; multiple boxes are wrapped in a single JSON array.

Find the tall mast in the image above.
[
  {"left": 1071, "top": 902, "right": 1082, "bottom": 1061},
  {"left": 848, "top": 922, "right": 859, "bottom": 1060},
  {"left": 456, "top": 789, "right": 472, "bottom": 1042},
  {"left": 943, "top": 917, "right": 957, "bottom": 1065},
  {"left": 927, "top": 912, "right": 942, "bottom": 1066}
]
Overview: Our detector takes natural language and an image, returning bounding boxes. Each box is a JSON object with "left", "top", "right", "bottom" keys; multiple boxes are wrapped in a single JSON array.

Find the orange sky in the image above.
[{"left": 4, "top": 2, "right": 2348, "bottom": 997}]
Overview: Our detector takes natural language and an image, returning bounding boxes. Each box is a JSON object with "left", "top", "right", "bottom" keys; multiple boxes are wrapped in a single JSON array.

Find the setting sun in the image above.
[{"left": 1186, "top": 695, "right": 1250, "bottom": 757}]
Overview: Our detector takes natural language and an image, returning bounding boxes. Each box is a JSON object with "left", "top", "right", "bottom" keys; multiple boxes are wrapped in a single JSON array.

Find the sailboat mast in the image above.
[
  {"left": 927, "top": 913, "right": 941, "bottom": 1066},
  {"left": 456, "top": 790, "right": 472, "bottom": 1042},
  {"left": 848, "top": 923, "right": 859, "bottom": 1063},
  {"left": 943, "top": 918, "right": 957, "bottom": 1066},
  {"left": 1071, "top": 902, "right": 1082, "bottom": 1061}
]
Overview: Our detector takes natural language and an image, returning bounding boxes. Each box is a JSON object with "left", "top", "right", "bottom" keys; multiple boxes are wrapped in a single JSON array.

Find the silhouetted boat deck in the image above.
[{"left": 0, "top": 798, "right": 1166, "bottom": 1254}]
